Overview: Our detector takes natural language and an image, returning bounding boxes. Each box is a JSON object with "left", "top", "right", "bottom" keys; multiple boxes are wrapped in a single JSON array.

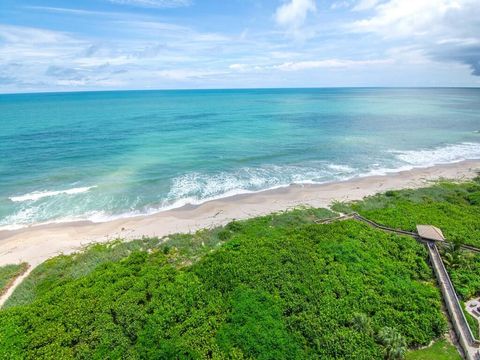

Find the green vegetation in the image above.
[
  {"left": 377, "top": 327, "right": 407, "bottom": 360},
  {"left": 0, "top": 263, "right": 28, "bottom": 295},
  {"left": 462, "top": 302, "right": 480, "bottom": 340},
  {"left": 4, "top": 207, "right": 335, "bottom": 309},
  {"left": 444, "top": 250, "right": 480, "bottom": 300},
  {"left": 4, "top": 240, "right": 159, "bottom": 308},
  {"left": 332, "top": 177, "right": 480, "bottom": 352},
  {"left": 333, "top": 178, "right": 480, "bottom": 248},
  {"left": 405, "top": 339, "right": 461, "bottom": 360},
  {"left": 0, "top": 208, "right": 446, "bottom": 359},
  {"left": 333, "top": 178, "right": 480, "bottom": 303}
]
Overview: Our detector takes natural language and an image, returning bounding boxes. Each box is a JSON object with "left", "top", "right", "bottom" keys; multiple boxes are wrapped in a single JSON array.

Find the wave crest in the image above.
[
  {"left": 393, "top": 142, "right": 480, "bottom": 167},
  {"left": 9, "top": 186, "right": 96, "bottom": 202},
  {"left": 164, "top": 163, "right": 356, "bottom": 207}
]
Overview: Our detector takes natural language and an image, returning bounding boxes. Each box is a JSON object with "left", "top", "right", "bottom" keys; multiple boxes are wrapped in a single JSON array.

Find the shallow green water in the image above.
[{"left": 1, "top": 88, "right": 479, "bottom": 229}]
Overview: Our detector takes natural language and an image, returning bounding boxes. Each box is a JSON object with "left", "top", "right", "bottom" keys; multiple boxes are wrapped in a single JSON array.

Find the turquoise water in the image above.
[{"left": 1, "top": 88, "right": 480, "bottom": 229}]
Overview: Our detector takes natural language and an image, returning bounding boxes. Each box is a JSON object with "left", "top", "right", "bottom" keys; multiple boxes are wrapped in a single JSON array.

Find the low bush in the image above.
[{"left": 0, "top": 215, "right": 445, "bottom": 359}]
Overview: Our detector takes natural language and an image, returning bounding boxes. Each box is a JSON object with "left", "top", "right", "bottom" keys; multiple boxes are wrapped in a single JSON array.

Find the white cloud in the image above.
[
  {"left": 55, "top": 78, "right": 125, "bottom": 87},
  {"left": 274, "top": 58, "right": 393, "bottom": 71},
  {"left": 155, "top": 69, "right": 224, "bottom": 80},
  {"left": 25, "top": 6, "right": 120, "bottom": 16},
  {"left": 350, "top": 0, "right": 480, "bottom": 75},
  {"left": 352, "top": 0, "right": 468, "bottom": 37},
  {"left": 0, "top": 24, "right": 88, "bottom": 67},
  {"left": 0, "top": 22, "right": 233, "bottom": 92},
  {"left": 0, "top": 24, "right": 74, "bottom": 45},
  {"left": 352, "top": 0, "right": 382, "bottom": 11},
  {"left": 2, "top": 0, "right": 479, "bottom": 91},
  {"left": 229, "top": 64, "right": 250, "bottom": 71},
  {"left": 228, "top": 58, "right": 393, "bottom": 73},
  {"left": 385, "top": 46, "right": 430, "bottom": 65},
  {"left": 108, "top": 0, "right": 191, "bottom": 8},
  {"left": 275, "top": 0, "right": 316, "bottom": 32},
  {"left": 330, "top": 1, "right": 351, "bottom": 10}
]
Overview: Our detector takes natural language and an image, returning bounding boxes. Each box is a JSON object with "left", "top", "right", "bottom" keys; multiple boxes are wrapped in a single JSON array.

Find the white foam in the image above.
[
  {"left": 392, "top": 142, "right": 480, "bottom": 167},
  {"left": 0, "top": 164, "right": 350, "bottom": 230},
  {"left": 326, "top": 164, "right": 355, "bottom": 173},
  {"left": 358, "top": 142, "right": 480, "bottom": 178},
  {"left": 360, "top": 165, "right": 416, "bottom": 178},
  {"left": 0, "top": 208, "right": 37, "bottom": 230},
  {"left": 9, "top": 186, "right": 96, "bottom": 202},
  {"left": 164, "top": 165, "right": 337, "bottom": 205},
  {"left": 3, "top": 141, "right": 480, "bottom": 231}
]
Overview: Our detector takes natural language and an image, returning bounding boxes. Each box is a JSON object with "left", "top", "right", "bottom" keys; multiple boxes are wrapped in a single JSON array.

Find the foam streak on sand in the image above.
[{"left": 0, "top": 160, "right": 479, "bottom": 269}]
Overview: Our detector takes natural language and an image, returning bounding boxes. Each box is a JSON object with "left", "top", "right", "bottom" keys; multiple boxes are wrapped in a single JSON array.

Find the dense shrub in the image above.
[
  {"left": 333, "top": 180, "right": 480, "bottom": 303},
  {"left": 335, "top": 180, "right": 480, "bottom": 248},
  {"left": 444, "top": 251, "right": 480, "bottom": 300},
  {"left": 0, "top": 217, "right": 445, "bottom": 359}
]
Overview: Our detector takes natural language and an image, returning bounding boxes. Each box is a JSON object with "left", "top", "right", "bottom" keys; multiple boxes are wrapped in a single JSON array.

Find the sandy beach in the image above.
[{"left": 1, "top": 160, "right": 479, "bottom": 268}]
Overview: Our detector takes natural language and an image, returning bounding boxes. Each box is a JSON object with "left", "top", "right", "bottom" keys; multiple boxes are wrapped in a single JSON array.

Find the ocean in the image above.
[{"left": 1, "top": 88, "right": 480, "bottom": 230}]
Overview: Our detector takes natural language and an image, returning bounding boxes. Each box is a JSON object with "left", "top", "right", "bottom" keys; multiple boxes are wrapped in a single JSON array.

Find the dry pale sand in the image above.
[{"left": 1, "top": 160, "right": 479, "bottom": 269}]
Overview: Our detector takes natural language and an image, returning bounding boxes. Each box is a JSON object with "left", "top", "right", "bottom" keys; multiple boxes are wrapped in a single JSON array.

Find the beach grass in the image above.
[
  {"left": 4, "top": 207, "right": 337, "bottom": 309},
  {"left": 0, "top": 210, "right": 445, "bottom": 359},
  {"left": 4, "top": 239, "right": 161, "bottom": 308},
  {"left": 0, "top": 263, "right": 29, "bottom": 296},
  {"left": 405, "top": 339, "right": 461, "bottom": 360}
]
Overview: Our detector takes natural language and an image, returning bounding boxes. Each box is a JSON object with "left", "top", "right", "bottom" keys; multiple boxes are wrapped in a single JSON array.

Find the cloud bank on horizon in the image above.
[{"left": 0, "top": 0, "right": 479, "bottom": 92}]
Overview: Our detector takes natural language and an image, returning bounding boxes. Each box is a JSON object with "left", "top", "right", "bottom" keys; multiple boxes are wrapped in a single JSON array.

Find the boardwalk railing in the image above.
[
  {"left": 320, "top": 212, "right": 480, "bottom": 359},
  {"left": 427, "top": 242, "right": 480, "bottom": 360},
  {"left": 351, "top": 213, "right": 421, "bottom": 238}
]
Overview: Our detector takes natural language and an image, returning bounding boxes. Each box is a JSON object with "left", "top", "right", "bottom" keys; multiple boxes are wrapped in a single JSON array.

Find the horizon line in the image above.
[{"left": 2, "top": 85, "right": 480, "bottom": 96}]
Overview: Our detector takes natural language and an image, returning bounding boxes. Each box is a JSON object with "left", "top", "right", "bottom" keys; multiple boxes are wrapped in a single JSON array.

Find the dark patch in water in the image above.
[{"left": 175, "top": 112, "right": 218, "bottom": 121}]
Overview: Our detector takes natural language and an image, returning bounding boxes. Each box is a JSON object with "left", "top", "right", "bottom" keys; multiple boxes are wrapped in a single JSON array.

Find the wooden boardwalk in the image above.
[
  {"left": 345, "top": 213, "right": 480, "bottom": 360},
  {"left": 427, "top": 242, "right": 480, "bottom": 360}
]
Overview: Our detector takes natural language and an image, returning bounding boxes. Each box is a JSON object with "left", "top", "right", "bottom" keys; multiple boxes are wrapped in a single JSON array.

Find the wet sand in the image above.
[{"left": 1, "top": 160, "right": 479, "bottom": 268}]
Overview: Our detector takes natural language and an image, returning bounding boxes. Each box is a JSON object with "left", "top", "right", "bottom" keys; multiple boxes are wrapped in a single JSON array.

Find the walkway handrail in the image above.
[
  {"left": 458, "top": 244, "right": 480, "bottom": 254},
  {"left": 428, "top": 242, "right": 478, "bottom": 344},
  {"left": 351, "top": 213, "right": 421, "bottom": 238},
  {"left": 335, "top": 212, "right": 480, "bottom": 357},
  {"left": 350, "top": 212, "right": 480, "bottom": 253}
]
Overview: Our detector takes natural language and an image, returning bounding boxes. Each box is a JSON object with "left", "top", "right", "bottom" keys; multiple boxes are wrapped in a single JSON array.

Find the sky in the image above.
[{"left": 0, "top": 0, "right": 479, "bottom": 93}]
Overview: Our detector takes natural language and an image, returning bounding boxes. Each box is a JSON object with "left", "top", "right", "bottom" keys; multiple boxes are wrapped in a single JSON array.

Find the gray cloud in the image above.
[
  {"left": 430, "top": 43, "right": 480, "bottom": 76},
  {"left": 352, "top": 0, "right": 480, "bottom": 76},
  {"left": 84, "top": 45, "right": 101, "bottom": 57}
]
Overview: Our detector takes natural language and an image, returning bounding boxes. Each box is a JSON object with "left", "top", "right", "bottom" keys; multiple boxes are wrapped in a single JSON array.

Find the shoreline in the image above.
[{"left": 1, "top": 159, "right": 479, "bottom": 267}]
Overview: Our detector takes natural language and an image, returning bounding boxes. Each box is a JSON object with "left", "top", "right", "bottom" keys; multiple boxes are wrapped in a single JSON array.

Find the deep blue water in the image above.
[{"left": 1, "top": 88, "right": 480, "bottom": 229}]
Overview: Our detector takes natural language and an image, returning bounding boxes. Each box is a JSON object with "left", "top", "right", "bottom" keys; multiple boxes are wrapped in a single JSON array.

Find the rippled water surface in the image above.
[{"left": 1, "top": 88, "right": 480, "bottom": 229}]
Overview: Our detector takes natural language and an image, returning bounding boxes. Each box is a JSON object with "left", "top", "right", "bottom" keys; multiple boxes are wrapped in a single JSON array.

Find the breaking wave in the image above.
[
  {"left": 392, "top": 142, "right": 480, "bottom": 167},
  {"left": 2, "top": 142, "right": 480, "bottom": 231},
  {"left": 9, "top": 186, "right": 97, "bottom": 203}
]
